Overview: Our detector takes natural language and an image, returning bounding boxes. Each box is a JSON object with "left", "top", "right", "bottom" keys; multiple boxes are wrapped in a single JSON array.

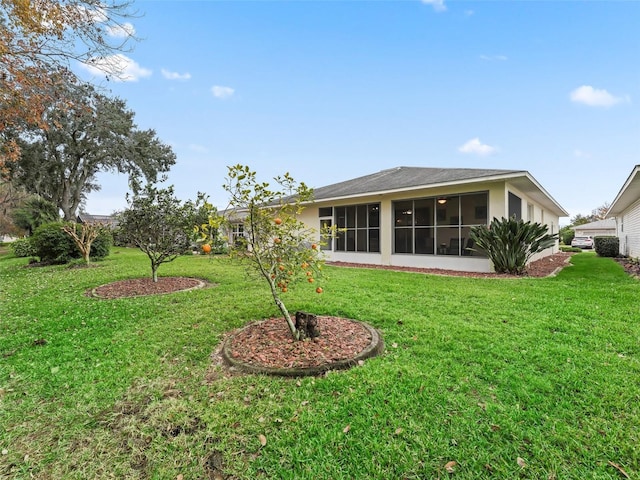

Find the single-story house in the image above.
[
  {"left": 606, "top": 165, "right": 640, "bottom": 258},
  {"left": 77, "top": 213, "right": 118, "bottom": 228},
  {"left": 289, "top": 166, "right": 567, "bottom": 273},
  {"left": 572, "top": 219, "right": 616, "bottom": 238}
]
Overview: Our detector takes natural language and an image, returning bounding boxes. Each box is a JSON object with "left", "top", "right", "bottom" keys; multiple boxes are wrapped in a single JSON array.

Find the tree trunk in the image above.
[
  {"left": 295, "top": 311, "right": 320, "bottom": 340},
  {"left": 152, "top": 263, "right": 158, "bottom": 282}
]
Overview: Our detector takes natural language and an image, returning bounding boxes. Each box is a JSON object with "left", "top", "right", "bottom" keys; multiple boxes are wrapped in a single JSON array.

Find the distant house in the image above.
[
  {"left": 606, "top": 165, "right": 640, "bottom": 257},
  {"left": 572, "top": 219, "right": 616, "bottom": 238},
  {"left": 76, "top": 213, "right": 118, "bottom": 229},
  {"left": 290, "top": 166, "right": 567, "bottom": 273}
]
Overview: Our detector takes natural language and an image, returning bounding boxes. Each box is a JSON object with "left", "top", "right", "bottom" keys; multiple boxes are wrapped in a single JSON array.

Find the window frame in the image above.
[
  {"left": 330, "top": 203, "right": 381, "bottom": 253},
  {"left": 392, "top": 192, "right": 488, "bottom": 256}
]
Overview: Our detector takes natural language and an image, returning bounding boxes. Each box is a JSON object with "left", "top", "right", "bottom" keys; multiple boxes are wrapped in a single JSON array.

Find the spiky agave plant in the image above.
[{"left": 470, "top": 216, "right": 558, "bottom": 274}]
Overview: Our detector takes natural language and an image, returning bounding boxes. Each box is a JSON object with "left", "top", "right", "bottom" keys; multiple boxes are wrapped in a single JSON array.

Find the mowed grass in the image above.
[{"left": 1, "top": 249, "right": 639, "bottom": 479}]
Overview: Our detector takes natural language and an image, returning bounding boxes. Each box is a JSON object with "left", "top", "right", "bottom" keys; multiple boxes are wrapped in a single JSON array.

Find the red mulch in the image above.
[
  {"left": 89, "top": 276, "right": 204, "bottom": 299},
  {"left": 328, "top": 252, "right": 575, "bottom": 278},
  {"left": 226, "top": 316, "right": 372, "bottom": 369}
]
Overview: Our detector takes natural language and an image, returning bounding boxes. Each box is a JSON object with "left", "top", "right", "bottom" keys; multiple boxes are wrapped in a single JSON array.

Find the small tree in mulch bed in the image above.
[
  {"left": 117, "top": 183, "right": 197, "bottom": 282},
  {"left": 217, "top": 164, "right": 328, "bottom": 341}
]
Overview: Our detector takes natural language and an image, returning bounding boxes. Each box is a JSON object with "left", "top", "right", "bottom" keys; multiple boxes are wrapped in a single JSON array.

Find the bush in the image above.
[
  {"left": 11, "top": 238, "right": 37, "bottom": 257},
  {"left": 559, "top": 226, "right": 575, "bottom": 246},
  {"left": 470, "top": 216, "right": 558, "bottom": 275},
  {"left": 559, "top": 245, "right": 582, "bottom": 253},
  {"left": 31, "top": 222, "right": 112, "bottom": 264},
  {"left": 90, "top": 228, "right": 112, "bottom": 260},
  {"left": 594, "top": 236, "right": 619, "bottom": 258}
]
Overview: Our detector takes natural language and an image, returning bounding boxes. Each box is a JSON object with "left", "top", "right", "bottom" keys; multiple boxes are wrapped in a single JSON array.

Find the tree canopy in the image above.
[
  {"left": 0, "top": 0, "right": 138, "bottom": 172},
  {"left": 8, "top": 80, "right": 175, "bottom": 221},
  {"left": 117, "top": 184, "right": 197, "bottom": 282},
  {"left": 220, "top": 165, "right": 327, "bottom": 341}
]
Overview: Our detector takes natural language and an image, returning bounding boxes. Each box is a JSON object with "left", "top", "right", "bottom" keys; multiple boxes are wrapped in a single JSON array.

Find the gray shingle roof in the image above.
[{"left": 312, "top": 166, "right": 523, "bottom": 201}]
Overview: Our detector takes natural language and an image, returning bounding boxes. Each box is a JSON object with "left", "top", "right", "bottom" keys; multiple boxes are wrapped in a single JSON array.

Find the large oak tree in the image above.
[
  {"left": 0, "top": 0, "right": 137, "bottom": 171},
  {"left": 9, "top": 80, "right": 175, "bottom": 220}
]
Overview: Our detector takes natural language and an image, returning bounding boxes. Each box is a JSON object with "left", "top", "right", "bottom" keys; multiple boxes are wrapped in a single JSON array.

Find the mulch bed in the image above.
[
  {"left": 328, "top": 251, "right": 575, "bottom": 278},
  {"left": 89, "top": 276, "right": 205, "bottom": 299},
  {"left": 225, "top": 316, "right": 374, "bottom": 370}
]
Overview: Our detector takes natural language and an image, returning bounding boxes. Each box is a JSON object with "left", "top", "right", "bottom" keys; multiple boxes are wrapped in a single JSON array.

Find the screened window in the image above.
[
  {"left": 334, "top": 204, "right": 380, "bottom": 253},
  {"left": 319, "top": 207, "right": 333, "bottom": 251},
  {"left": 508, "top": 192, "right": 522, "bottom": 220},
  {"left": 393, "top": 192, "right": 488, "bottom": 257},
  {"left": 230, "top": 223, "right": 245, "bottom": 248}
]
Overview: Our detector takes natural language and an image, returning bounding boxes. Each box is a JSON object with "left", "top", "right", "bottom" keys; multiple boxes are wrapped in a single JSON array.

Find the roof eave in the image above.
[{"left": 606, "top": 165, "right": 640, "bottom": 217}]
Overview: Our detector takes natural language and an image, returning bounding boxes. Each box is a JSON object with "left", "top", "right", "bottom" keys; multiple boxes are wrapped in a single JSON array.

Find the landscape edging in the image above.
[{"left": 221, "top": 319, "right": 384, "bottom": 377}]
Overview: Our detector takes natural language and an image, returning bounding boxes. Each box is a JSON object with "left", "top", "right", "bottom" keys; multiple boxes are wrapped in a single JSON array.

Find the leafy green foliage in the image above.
[
  {"left": 10, "top": 195, "right": 59, "bottom": 235},
  {"left": 193, "top": 194, "right": 226, "bottom": 254},
  {"left": 10, "top": 237, "right": 36, "bottom": 257},
  {"left": 8, "top": 80, "right": 175, "bottom": 220},
  {"left": 220, "top": 165, "right": 327, "bottom": 340},
  {"left": 559, "top": 225, "right": 575, "bottom": 245},
  {"left": 117, "top": 184, "right": 197, "bottom": 282},
  {"left": 61, "top": 221, "right": 109, "bottom": 264},
  {"left": 470, "top": 216, "right": 558, "bottom": 274},
  {"left": 31, "top": 221, "right": 111, "bottom": 264},
  {"left": 559, "top": 245, "right": 582, "bottom": 253},
  {"left": 594, "top": 236, "right": 619, "bottom": 257}
]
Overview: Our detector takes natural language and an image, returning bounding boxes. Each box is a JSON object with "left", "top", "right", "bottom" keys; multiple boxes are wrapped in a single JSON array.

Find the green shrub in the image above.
[
  {"left": 560, "top": 245, "right": 582, "bottom": 253},
  {"left": 559, "top": 226, "right": 575, "bottom": 246},
  {"left": 470, "top": 216, "right": 558, "bottom": 275},
  {"left": 10, "top": 238, "right": 37, "bottom": 257},
  {"left": 32, "top": 223, "right": 75, "bottom": 264},
  {"left": 31, "top": 222, "right": 112, "bottom": 264},
  {"left": 594, "top": 236, "right": 619, "bottom": 257},
  {"left": 89, "top": 228, "right": 112, "bottom": 260}
]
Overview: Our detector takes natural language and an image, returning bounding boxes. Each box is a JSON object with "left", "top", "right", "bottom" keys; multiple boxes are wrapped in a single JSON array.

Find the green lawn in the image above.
[{"left": 1, "top": 249, "right": 639, "bottom": 479}]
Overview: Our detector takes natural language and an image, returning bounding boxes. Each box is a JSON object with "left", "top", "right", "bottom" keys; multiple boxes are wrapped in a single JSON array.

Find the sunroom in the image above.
[{"left": 297, "top": 167, "right": 567, "bottom": 273}]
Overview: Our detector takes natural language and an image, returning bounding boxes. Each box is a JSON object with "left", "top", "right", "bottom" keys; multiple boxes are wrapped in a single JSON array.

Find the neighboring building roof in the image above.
[
  {"left": 77, "top": 213, "right": 118, "bottom": 227},
  {"left": 310, "top": 166, "right": 569, "bottom": 217},
  {"left": 606, "top": 165, "right": 640, "bottom": 217},
  {"left": 572, "top": 218, "right": 616, "bottom": 231}
]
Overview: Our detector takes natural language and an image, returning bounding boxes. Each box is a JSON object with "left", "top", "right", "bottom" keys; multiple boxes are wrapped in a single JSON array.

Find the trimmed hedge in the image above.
[
  {"left": 559, "top": 245, "right": 582, "bottom": 253},
  {"left": 594, "top": 236, "right": 619, "bottom": 258}
]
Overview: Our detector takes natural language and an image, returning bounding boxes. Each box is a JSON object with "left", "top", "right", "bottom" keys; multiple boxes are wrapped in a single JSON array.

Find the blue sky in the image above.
[{"left": 76, "top": 0, "right": 639, "bottom": 224}]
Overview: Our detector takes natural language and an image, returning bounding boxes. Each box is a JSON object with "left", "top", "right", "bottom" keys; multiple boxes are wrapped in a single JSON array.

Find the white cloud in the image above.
[
  {"left": 421, "top": 0, "right": 446, "bottom": 12},
  {"left": 480, "top": 54, "right": 508, "bottom": 61},
  {"left": 458, "top": 138, "right": 499, "bottom": 156},
  {"left": 573, "top": 149, "right": 591, "bottom": 159},
  {"left": 211, "top": 85, "right": 235, "bottom": 99},
  {"left": 106, "top": 22, "right": 135, "bottom": 38},
  {"left": 161, "top": 69, "right": 192, "bottom": 81},
  {"left": 570, "top": 85, "right": 628, "bottom": 107},
  {"left": 80, "top": 54, "right": 152, "bottom": 82}
]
